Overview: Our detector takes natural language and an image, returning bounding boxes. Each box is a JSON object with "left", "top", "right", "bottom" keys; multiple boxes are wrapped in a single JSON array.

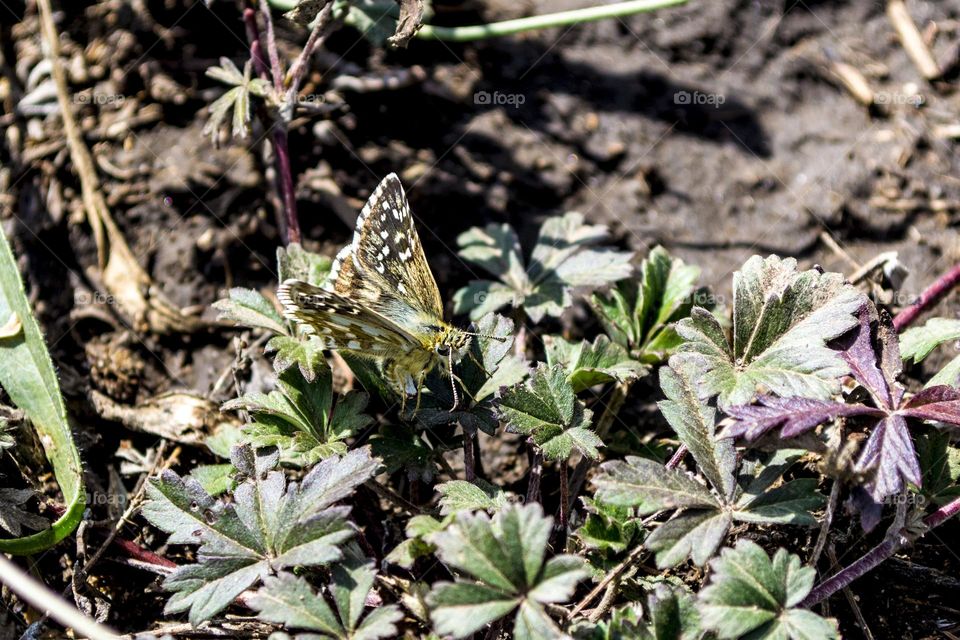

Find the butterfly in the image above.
[{"left": 278, "top": 173, "right": 497, "bottom": 412}]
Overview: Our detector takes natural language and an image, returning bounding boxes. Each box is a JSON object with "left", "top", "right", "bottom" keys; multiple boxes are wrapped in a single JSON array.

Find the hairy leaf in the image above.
[
  {"left": 574, "top": 498, "right": 642, "bottom": 554},
  {"left": 498, "top": 364, "right": 601, "bottom": 461},
  {"left": 142, "top": 445, "right": 378, "bottom": 624},
  {"left": 593, "top": 457, "right": 719, "bottom": 514},
  {"left": 225, "top": 363, "right": 373, "bottom": 466},
  {"left": 545, "top": 335, "right": 647, "bottom": 392},
  {"left": 249, "top": 559, "right": 402, "bottom": 640},
  {"left": 203, "top": 58, "right": 270, "bottom": 141},
  {"left": 214, "top": 287, "right": 287, "bottom": 335},
  {"left": 571, "top": 584, "right": 700, "bottom": 640},
  {"left": 278, "top": 243, "right": 333, "bottom": 288},
  {"left": 437, "top": 479, "right": 512, "bottom": 515},
  {"left": 454, "top": 214, "right": 633, "bottom": 322},
  {"left": 591, "top": 246, "right": 701, "bottom": 363},
  {"left": 699, "top": 540, "right": 838, "bottom": 640},
  {"left": 593, "top": 451, "right": 822, "bottom": 568},
  {"left": 658, "top": 361, "right": 736, "bottom": 499},
  {"left": 900, "top": 317, "right": 960, "bottom": 363},
  {"left": 673, "top": 256, "right": 864, "bottom": 408},
  {"left": 426, "top": 503, "right": 587, "bottom": 639}
]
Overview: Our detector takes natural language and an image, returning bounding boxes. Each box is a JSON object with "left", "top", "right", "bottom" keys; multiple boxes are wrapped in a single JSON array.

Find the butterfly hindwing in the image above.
[
  {"left": 331, "top": 174, "right": 444, "bottom": 322},
  {"left": 277, "top": 280, "right": 418, "bottom": 357}
]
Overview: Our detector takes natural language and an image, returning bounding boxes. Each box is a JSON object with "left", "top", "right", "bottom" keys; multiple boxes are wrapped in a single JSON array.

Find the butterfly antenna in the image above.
[
  {"left": 463, "top": 331, "right": 508, "bottom": 342},
  {"left": 448, "top": 351, "right": 460, "bottom": 412}
]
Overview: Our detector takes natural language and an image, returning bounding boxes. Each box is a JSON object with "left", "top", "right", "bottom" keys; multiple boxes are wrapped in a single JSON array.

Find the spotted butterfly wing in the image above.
[
  {"left": 327, "top": 173, "right": 444, "bottom": 328},
  {"left": 277, "top": 281, "right": 417, "bottom": 356}
]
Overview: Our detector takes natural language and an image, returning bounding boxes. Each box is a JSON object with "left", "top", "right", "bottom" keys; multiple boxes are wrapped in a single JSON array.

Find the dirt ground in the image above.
[{"left": 2, "top": 0, "right": 960, "bottom": 637}]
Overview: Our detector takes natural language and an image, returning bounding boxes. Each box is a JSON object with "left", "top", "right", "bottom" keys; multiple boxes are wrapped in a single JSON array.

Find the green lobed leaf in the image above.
[
  {"left": 734, "top": 479, "right": 824, "bottom": 525},
  {"left": 591, "top": 246, "right": 700, "bottom": 363},
  {"left": 545, "top": 334, "right": 647, "bottom": 392},
  {"left": 426, "top": 502, "right": 587, "bottom": 639},
  {"left": 226, "top": 363, "right": 373, "bottom": 466},
  {"left": 213, "top": 287, "right": 287, "bottom": 335},
  {"left": 0, "top": 228, "right": 84, "bottom": 554},
  {"left": 646, "top": 509, "right": 732, "bottom": 568},
  {"left": 592, "top": 456, "right": 719, "bottom": 514},
  {"left": 498, "top": 363, "right": 600, "bottom": 460},
  {"left": 574, "top": 498, "right": 642, "bottom": 554},
  {"left": 142, "top": 445, "right": 378, "bottom": 624},
  {"left": 278, "top": 243, "right": 332, "bottom": 286},
  {"left": 454, "top": 214, "right": 633, "bottom": 323},
  {"left": 672, "top": 255, "right": 865, "bottom": 408},
  {"left": 900, "top": 317, "right": 960, "bottom": 363},
  {"left": 658, "top": 361, "right": 736, "bottom": 500},
  {"left": 267, "top": 334, "right": 327, "bottom": 383},
  {"left": 249, "top": 559, "right": 402, "bottom": 640},
  {"left": 698, "top": 540, "right": 838, "bottom": 640},
  {"left": 437, "top": 479, "right": 512, "bottom": 515}
]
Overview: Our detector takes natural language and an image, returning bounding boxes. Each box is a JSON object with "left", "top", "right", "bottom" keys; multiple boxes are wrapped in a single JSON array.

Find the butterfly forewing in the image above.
[{"left": 330, "top": 173, "right": 444, "bottom": 322}]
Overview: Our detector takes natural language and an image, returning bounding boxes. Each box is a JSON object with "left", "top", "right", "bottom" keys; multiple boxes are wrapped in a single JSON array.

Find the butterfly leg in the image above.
[{"left": 413, "top": 370, "right": 428, "bottom": 415}]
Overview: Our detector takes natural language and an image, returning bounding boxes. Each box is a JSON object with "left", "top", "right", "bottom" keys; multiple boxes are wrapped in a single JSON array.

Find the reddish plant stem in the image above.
[
  {"left": 242, "top": 7, "right": 301, "bottom": 245},
  {"left": 893, "top": 262, "right": 960, "bottom": 331},
  {"left": 111, "top": 536, "right": 177, "bottom": 570},
  {"left": 666, "top": 444, "right": 687, "bottom": 469},
  {"left": 257, "top": 0, "right": 284, "bottom": 91},
  {"left": 801, "top": 496, "right": 960, "bottom": 607},
  {"left": 271, "top": 127, "right": 300, "bottom": 244}
]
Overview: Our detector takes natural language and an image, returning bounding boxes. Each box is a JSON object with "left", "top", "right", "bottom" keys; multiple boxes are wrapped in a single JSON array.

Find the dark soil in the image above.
[{"left": 2, "top": 0, "right": 960, "bottom": 638}]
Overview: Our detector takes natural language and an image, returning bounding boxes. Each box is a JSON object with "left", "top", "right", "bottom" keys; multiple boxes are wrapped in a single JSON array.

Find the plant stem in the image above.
[
  {"left": 463, "top": 427, "right": 476, "bottom": 482},
  {"left": 568, "top": 542, "right": 645, "bottom": 620},
  {"left": 893, "top": 262, "right": 960, "bottom": 331},
  {"left": 242, "top": 7, "right": 301, "bottom": 245},
  {"left": 526, "top": 447, "right": 543, "bottom": 504},
  {"left": 559, "top": 459, "right": 570, "bottom": 533},
  {"left": 666, "top": 443, "right": 687, "bottom": 469},
  {"left": 418, "top": 0, "right": 687, "bottom": 41},
  {"left": 566, "top": 380, "right": 633, "bottom": 513},
  {"left": 269, "top": 0, "right": 687, "bottom": 40},
  {"left": 800, "top": 496, "right": 960, "bottom": 607},
  {"left": 0, "top": 554, "right": 118, "bottom": 640},
  {"left": 257, "top": 0, "right": 284, "bottom": 91}
]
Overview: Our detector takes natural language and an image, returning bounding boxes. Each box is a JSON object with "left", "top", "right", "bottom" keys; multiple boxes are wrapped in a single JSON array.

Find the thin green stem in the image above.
[
  {"left": 418, "top": 0, "right": 688, "bottom": 41},
  {"left": 268, "top": 0, "right": 688, "bottom": 42}
]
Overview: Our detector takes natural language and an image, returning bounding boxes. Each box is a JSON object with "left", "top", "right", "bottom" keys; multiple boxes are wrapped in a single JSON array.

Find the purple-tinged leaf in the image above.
[
  {"left": 855, "top": 415, "right": 921, "bottom": 505},
  {"left": 722, "top": 396, "right": 880, "bottom": 441},
  {"left": 837, "top": 307, "right": 896, "bottom": 408},
  {"left": 877, "top": 311, "right": 903, "bottom": 399},
  {"left": 900, "top": 385, "right": 960, "bottom": 426}
]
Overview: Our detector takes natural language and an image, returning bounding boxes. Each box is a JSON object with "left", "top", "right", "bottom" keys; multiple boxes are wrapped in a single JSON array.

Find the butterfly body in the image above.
[{"left": 278, "top": 173, "right": 473, "bottom": 411}]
